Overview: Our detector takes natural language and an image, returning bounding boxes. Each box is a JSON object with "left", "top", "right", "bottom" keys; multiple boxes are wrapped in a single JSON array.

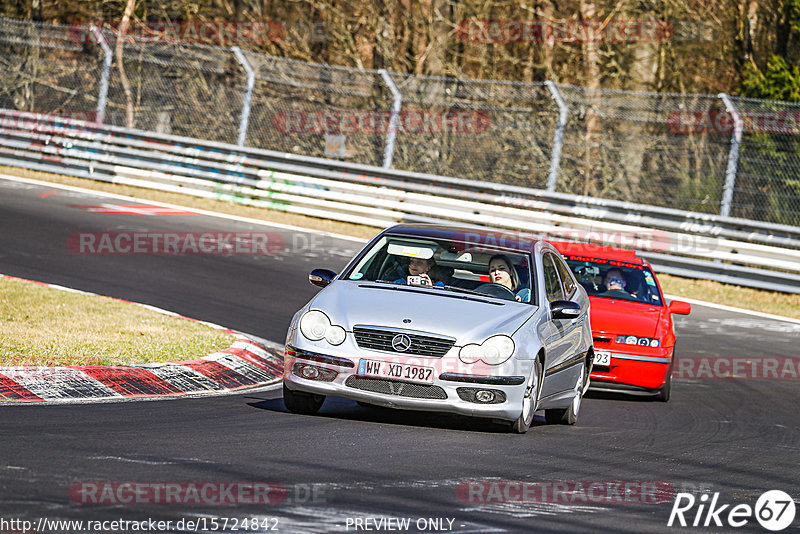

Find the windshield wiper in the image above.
[{"left": 442, "top": 285, "right": 488, "bottom": 296}]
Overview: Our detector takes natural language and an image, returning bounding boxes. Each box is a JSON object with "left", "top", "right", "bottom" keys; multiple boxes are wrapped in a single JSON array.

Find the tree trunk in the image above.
[
  {"left": 116, "top": 0, "right": 137, "bottom": 129},
  {"left": 580, "top": 0, "right": 601, "bottom": 196}
]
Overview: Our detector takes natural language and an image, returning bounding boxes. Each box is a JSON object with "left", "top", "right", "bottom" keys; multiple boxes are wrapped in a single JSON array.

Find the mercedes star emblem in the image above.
[{"left": 391, "top": 333, "right": 412, "bottom": 352}]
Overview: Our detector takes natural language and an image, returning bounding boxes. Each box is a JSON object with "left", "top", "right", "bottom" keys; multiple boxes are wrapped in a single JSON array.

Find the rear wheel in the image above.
[
  {"left": 283, "top": 383, "right": 325, "bottom": 415},
  {"left": 545, "top": 362, "right": 584, "bottom": 425},
  {"left": 511, "top": 359, "right": 542, "bottom": 434}
]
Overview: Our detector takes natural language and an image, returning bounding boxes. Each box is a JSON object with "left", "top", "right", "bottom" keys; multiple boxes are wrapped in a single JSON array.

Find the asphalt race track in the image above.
[{"left": 1, "top": 175, "right": 798, "bottom": 534}]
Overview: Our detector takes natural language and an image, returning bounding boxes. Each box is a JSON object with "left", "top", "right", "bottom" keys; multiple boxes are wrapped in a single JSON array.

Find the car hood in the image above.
[
  {"left": 589, "top": 297, "right": 662, "bottom": 338},
  {"left": 307, "top": 281, "right": 536, "bottom": 345}
]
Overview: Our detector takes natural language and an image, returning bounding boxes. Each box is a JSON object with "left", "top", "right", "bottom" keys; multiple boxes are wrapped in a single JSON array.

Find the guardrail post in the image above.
[
  {"left": 232, "top": 46, "right": 255, "bottom": 147},
  {"left": 90, "top": 25, "right": 112, "bottom": 125},
  {"left": 545, "top": 81, "right": 568, "bottom": 192},
  {"left": 718, "top": 93, "right": 743, "bottom": 218},
  {"left": 379, "top": 69, "right": 402, "bottom": 169}
]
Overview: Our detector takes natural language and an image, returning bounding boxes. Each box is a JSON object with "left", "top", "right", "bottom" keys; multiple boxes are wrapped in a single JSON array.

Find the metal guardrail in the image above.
[
  {"left": 2, "top": 17, "right": 800, "bottom": 227},
  {"left": 1, "top": 108, "right": 799, "bottom": 294}
]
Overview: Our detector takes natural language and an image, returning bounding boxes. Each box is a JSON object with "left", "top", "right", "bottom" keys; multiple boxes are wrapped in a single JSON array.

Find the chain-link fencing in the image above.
[
  {"left": 0, "top": 17, "right": 797, "bottom": 227},
  {"left": 389, "top": 75, "right": 555, "bottom": 188},
  {"left": 94, "top": 26, "right": 247, "bottom": 144},
  {"left": 729, "top": 96, "right": 800, "bottom": 225},
  {"left": 556, "top": 86, "right": 732, "bottom": 214},
  {"left": 0, "top": 18, "right": 103, "bottom": 122},
  {"left": 243, "top": 52, "right": 392, "bottom": 167}
]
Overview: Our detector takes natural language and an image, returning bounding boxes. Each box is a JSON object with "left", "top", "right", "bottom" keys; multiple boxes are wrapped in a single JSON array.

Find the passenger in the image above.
[
  {"left": 488, "top": 254, "right": 530, "bottom": 302},
  {"left": 394, "top": 257, "right": 444, "bottom": 287}
]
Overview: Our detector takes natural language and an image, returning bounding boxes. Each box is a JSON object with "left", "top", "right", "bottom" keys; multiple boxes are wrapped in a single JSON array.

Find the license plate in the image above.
[
  {"left": 594, "top": 351, "right": 612, "bottom": 367},
  {"left": 358, "top": 359, "right": 435, "bottom": 384}
]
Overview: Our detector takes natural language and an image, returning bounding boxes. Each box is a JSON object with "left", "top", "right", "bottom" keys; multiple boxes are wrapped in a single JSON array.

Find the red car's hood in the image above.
[{"left": 589, "top": 297, "right": 662, "bottom": 338}]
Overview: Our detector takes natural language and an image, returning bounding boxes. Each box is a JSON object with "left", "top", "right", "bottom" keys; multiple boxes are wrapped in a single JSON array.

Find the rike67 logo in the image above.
[{"left": 668, "top": 490, "right": 796, "bottom": 531}]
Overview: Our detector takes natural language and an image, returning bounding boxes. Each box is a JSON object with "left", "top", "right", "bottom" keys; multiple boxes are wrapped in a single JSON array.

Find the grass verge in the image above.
[
  {"left": 2, "top": 165, "right": 799, "bottom": 321},
  {"left": 0, "top": 276, "right": 233, "bottom": 367},
  {"left": 658, "top": 274, "right": 800, "bottom": 320}
]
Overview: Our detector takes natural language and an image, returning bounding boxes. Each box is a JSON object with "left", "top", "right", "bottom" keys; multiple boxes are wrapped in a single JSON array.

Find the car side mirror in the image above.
[
  {"left": 551, "top": 300, "right": 581, "bottom": 319},
  {"left": 309, "top": 268, "right": 337, "bottom": 288},
  {"left": 668, "top": 300, "right": 691, "bottom": 315}
]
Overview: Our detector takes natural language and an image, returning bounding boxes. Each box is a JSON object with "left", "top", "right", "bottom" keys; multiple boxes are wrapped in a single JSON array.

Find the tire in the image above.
[
  {"left": 656, "top": 350, "right": 675, "bottom": 402},
  {"left": 582, "top": 351, "right": 592, "bottom": 395},
  {"left": 545, "top": 361, "right": 583, "bottom": 425},
  {"left": 511, "top": 359, "right": 542, "bottom": 434},
  {"left": 283, "top": 382, "right": 325, "bottom": 415},
  {"left": 656, "top": 372, "right": 671, "bottom": 402}
]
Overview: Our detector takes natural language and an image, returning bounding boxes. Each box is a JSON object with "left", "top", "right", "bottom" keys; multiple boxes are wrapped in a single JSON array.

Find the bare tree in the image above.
[
  {"left": 580, "top": 0, "right": 601, "bottom": 196},
  {"left": 116, "top": 0, "right": 136, "bottom": 128}
]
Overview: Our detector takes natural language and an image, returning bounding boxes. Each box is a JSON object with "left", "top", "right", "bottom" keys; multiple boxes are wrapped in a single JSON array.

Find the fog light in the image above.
[
  {"left": 475, "top": 390, "right": 495, "bottom": 403},
  {"left": 292, "top": 362, "right": 338, "bottom": 382},
  {"left": 299, "top": 364, "right": 320, "bottom": 379}
]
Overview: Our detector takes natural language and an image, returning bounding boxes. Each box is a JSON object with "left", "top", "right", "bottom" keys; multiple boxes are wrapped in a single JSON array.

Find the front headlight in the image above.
[
  {"left": 616, "top": 335, "right": 659, "bottom": 347},
  {"left": 299, "top": 310, "right": 346, "bottom": 345},
  {"left": 459, "top": 335, "right": 515, "bottom": 365}
]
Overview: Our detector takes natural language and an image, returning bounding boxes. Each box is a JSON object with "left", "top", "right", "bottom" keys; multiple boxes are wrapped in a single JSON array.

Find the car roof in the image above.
[
  {"left": 383, "top": 224, "right": 542, "bottom": 253},
  {"left": 548, "top": 240, "right": 645, "bottom": 265}
]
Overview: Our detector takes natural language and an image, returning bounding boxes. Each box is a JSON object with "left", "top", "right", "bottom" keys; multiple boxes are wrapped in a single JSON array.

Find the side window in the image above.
[
  {"left": 543, "top": 254, "right": 565, "bottom": 303},
  {"left": 554, "top": 254, "right": 577, "bottom": 297}
]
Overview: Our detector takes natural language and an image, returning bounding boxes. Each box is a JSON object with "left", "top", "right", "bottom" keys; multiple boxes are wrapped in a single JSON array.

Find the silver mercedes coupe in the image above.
[{"left": 283, "top": 224, "right": 593, "bottom": 433}]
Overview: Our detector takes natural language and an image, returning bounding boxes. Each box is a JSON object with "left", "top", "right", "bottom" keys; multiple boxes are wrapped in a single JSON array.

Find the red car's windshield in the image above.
[{"left": 563, "top": 255, "right": 663, "bottom": 306}]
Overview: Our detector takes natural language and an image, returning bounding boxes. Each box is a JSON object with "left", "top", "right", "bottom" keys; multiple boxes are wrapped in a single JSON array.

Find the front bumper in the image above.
[
  {"left": 590, "top": 347, "right": 673, "bottom": 391},
  {"left": 284, "top": 345, "right": 534, "bottom": 422}
]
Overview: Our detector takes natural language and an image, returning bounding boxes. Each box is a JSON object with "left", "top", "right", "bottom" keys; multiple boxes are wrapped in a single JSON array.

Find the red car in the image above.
[{"left": 549, "top": 241, "right": 691, "bottom": 401}]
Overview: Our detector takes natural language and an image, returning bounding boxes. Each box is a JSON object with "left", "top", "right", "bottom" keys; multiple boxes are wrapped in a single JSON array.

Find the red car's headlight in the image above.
[{"left": 616, "top": 335, "right": 659, "bottom": 347}]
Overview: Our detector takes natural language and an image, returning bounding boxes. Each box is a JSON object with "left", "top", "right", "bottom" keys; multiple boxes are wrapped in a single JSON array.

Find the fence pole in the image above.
[
  {"left": 379, "top": 69, "right": 402, "bottom": 169},
  {"left": 90, "top": 25, "right": 112, "bottom": 125},
  {"left": 545, "top": 81, "right": 568, "bottom": 192},
  {"left": 232, "top": 46, "right": 255, "bottom": 147},
  {"left": 718, "top": 93, "right": 743, "bottom": 218}
]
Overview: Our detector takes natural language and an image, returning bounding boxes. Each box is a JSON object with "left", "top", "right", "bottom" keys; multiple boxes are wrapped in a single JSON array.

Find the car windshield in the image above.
[
  {"left": 343, "top": 234, "right": 534, "bottom": 303},
  {"left": 562, "top": 255, "right": 663, "bottom": 306}
]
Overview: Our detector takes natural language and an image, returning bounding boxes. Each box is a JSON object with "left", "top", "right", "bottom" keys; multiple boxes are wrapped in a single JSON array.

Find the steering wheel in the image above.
[{"left": 474, "top": 283, "right": 517, "bottom": 301}]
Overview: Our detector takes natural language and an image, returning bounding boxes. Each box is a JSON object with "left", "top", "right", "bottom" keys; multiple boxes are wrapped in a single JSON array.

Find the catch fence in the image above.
[{"left": 0, "top": 17, "right": 798, "bottom": 227}]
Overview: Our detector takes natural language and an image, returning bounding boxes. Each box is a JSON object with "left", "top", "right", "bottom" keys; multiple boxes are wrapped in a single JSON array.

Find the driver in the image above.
[
  {"left": 602, "top": 268, "right": 629, "bottom": 298},
  {"left": 488, "top": 254, "right": 530, "bottom": 302}
]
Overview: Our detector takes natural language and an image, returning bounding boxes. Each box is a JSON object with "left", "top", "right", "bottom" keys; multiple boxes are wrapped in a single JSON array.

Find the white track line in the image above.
[
  {"left": 3, "top": 172, "right": 798, "bottom": 325},
  {"left": 664, "top": 294, "right": 800, "bottom": 325},
  {"left": 0, "top": 173, "right": 365, "bottom": 244}
]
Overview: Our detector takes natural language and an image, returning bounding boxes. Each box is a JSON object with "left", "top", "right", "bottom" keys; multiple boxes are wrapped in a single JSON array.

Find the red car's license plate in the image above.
[
  {"left": 594, "top": 351, "right": 612, "bottom": 366},
  {"left": 357, "top": 359, "right": 434, "bottom": 384}
]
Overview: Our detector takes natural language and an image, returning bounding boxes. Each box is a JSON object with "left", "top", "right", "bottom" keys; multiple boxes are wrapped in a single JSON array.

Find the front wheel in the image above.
[
  {"left": 283, "top": 382, "right": 325, "bottom": 415},
  {"left": 545, "top": 362, "right": 584, "bottom": 425},
  {"left": 656, "top": 373, "right": 671, "bottom": 402},
  {"left": 511, "top": 360, "right": 542, "bottom": 434}
]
